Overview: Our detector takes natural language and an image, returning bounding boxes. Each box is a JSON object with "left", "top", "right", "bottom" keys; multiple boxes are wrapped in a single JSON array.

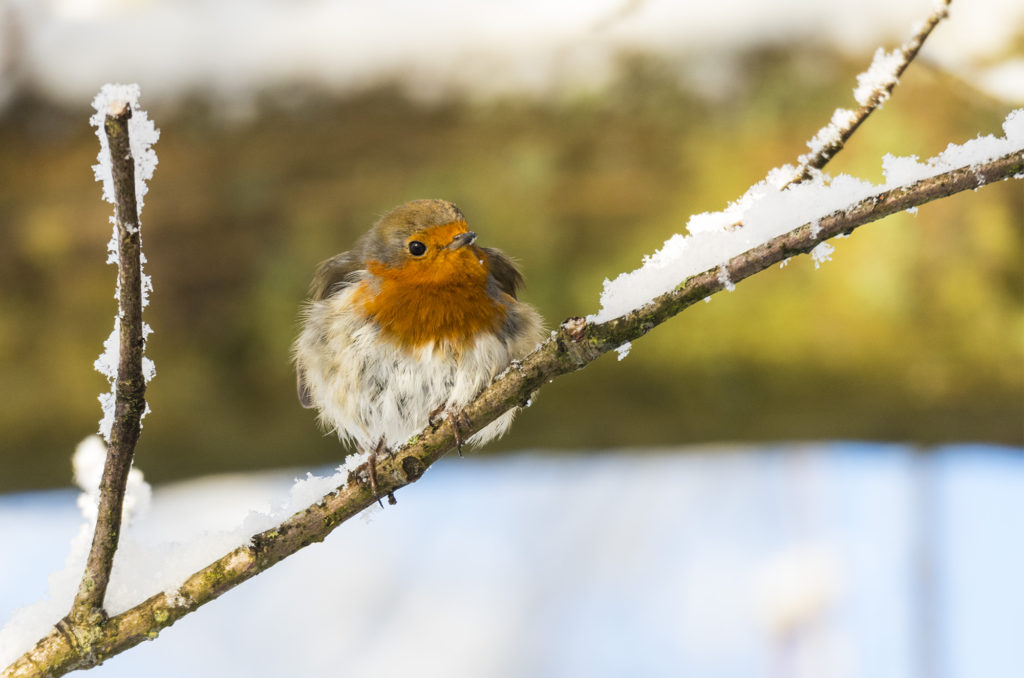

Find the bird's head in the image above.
[
  {"left": 360, "top": 199, "right": 489, "bottom": 288},
  {"left": 351, "top": 199, "right": 514, "bottom": 350}
]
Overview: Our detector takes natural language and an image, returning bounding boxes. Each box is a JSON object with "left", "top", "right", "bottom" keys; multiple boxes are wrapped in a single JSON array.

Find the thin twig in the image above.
[
  {"left": 68, "top": 103, "right": 148, "bottom": 624},
  {"left": 7, "top": 147, "right": 1021, "bottom": 678},
  {"left": 783, "top": 0, "right": 952, "bottom": 187}
]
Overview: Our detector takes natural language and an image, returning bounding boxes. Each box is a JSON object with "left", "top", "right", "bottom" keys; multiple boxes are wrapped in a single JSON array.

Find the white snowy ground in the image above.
[{"left": 2, "top": 444, "right": 1022, "bottom": 678}]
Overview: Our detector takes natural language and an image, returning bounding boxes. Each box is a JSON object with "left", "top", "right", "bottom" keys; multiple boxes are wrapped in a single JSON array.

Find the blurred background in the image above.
[
  {"left": 0, "top": 0, "right": 1021, "bottom": 488},
  {"left": 0, "top": 1, "right": 1022, "bottom": 676}
]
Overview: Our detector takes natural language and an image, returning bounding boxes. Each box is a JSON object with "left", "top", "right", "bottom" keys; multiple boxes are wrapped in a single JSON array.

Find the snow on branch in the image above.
[
  {"left": 594, "top": 109, "right": 1023, "bottom": 323},
  {"left": 91, "top": 84, "right": 159, "bottom": 441},
  {"left": 785, "top": 0, "right": 952, "bottom": 187},
  {"left": 69, "top": 85, "right": 159, "bottom": 625}
]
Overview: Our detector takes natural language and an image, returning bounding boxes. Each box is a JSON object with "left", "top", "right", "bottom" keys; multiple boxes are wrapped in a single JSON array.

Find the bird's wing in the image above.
[
  {"left": 297, "top": 373, "right": 314, "bottom": 408},
  {"left": 482, "top": 247, "right": 524, "bottom": 299},
  {"left": 297, "top": 249, "right": 364, "bottom": 408},
  {"left": 309, "top": 250, "right": 363, "bottom": 300}
]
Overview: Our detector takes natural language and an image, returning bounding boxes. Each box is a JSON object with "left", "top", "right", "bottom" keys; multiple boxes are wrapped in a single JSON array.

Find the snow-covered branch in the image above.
[
  {"left": 784, "top": 0, "right": 951, "bottom": 187},
  {"left": 69, "top": 87, "right": 158, "bottom": 625}
]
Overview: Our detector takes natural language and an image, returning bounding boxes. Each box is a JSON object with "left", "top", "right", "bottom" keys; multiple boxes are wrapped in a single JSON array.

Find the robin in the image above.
[{"left": 293, "top": 199, "right": 544, "bottom": 498}]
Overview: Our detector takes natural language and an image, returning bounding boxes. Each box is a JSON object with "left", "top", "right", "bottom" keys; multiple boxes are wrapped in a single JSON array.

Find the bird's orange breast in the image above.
[{"left": 355, "top": 246, "right": 508, "bottom": 351}]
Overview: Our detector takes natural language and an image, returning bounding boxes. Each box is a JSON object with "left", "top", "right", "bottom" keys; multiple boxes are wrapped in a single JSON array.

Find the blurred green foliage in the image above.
[{"left": 0, "top": 49, "right": 1020, "bottom": 490}]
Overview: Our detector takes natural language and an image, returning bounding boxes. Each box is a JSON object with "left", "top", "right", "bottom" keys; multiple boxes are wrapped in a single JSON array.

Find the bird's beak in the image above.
[{"left": 446, "top": 231, "right": 477, "bottom": 250}]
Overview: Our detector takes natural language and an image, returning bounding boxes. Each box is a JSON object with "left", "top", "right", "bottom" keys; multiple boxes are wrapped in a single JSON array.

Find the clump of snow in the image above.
[
  {"left": 1004, "top": 108, "right": 1024, "bottom": 141},
  {"left": 591, "top": 108, "right": 1023, "bottom": 323},
  {"left": 590, "top": 170, "right": 875, "bottom": 322},
  {"left": 94, "top": 322, "right": 119, "bottom": 440},
  {"left": 73, "top": 435, "right": 152, "bottom": 527},
  {"left": 717, "top": 266, "right": 735, "bottom": 292},
  {"left": 90, "top": 83, "right": 161, "bottom": 220},
  {"left": 802, "top": 108, "right": 858, "bottom": 160},
  {"left": 810, "top": 242, "right": 835, "bottom": 269},
  {"left": 614, "top": 342, "right": 632, "bottom": 361},
  {"left": 882, "top": 109, "right": 1024, "bottom": 185},
  {"left": 853, "top": 47, "right": 904, "bottom": 106},
  {"left": 90, "top": 84, "right": 159, "bottom": 442}
]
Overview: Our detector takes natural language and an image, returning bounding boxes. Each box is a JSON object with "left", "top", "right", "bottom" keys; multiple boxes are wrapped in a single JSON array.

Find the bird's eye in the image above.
[{"left": 408, "top": 241, "right": 427, "bottom": 256}]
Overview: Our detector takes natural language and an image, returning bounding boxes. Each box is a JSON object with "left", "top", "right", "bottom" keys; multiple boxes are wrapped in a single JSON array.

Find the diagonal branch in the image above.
[
  {"left": 68, "top": 103, "right": 148, "bottom": 624},
  {"left": 7, "top": 147, "right": 1021, "bottom": 678},
  {"left": 783, "top": 0, "right": 952, "bottom": 187}
]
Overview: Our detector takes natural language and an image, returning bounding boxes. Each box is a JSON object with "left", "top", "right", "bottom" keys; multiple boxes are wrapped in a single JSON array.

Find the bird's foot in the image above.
[
  {"left": 365, "top": 438, "right": 396, "bottom": 507},
  {"left": 429, "top": 406, "right": 469, "bottom": 457}
]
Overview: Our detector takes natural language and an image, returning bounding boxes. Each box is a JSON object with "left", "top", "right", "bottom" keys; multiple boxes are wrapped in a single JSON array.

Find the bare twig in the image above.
[
  {"left": 6, "top": 147, "right": 1021, "bottom": 678},
  {"left": 783, "top": 0, "right": 952, "bottom": 187},
  {"left": 68, "top": 103, "right": 148, "bottom": 624}
]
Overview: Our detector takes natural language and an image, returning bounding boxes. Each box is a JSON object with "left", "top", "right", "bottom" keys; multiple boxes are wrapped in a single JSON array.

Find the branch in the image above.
[
  {"left": 783, "top": 0, "right": 951, "bottom": 187},
  {"left": 6, "top": 147, "right": 1021, "bottom": 678},
  {"left": 69, "top": 102, "right": 148, "bottom": 624}
]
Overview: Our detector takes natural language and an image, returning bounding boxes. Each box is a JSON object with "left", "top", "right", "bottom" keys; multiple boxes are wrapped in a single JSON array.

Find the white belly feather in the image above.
[{"left": 296, "top": 286, "right": 522, "bottom": 453}]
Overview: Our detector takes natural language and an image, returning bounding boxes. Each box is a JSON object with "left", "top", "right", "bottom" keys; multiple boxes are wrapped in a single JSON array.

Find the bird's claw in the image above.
[
  {"left": 365, "top": 439, "right": 396, "bottom": 508},
  {"left": 428, "top": 406, "right": 469, "bottom": 457}
]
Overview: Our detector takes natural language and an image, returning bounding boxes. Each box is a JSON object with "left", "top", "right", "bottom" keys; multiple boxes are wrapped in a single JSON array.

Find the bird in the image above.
[{"left": 293, "top": 199, "right": 544, "bottom": 499}]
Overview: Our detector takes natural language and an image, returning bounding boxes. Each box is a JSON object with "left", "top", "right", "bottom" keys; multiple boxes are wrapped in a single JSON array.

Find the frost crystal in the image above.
[
  {"left": 811, "top": 242, "right": 835, "bottom": 269},
  {"left": 90, "top": 84, "right": 161, "bottom": 219},
  {"left": 74, "top": 435, "right": 151, "bottom": 527},
  {"left": 614, "top": 342, "right": 632, "bottom": 361},
  {"left": 718, "top": 266, "right": 735, "bottom": 292},
  {"left": 90, "top": 84, "right": 159, "bottom": 442},
  {"left": 853, "top": 47, "right": 903, "bottom": 106},
  {"left": 803, "top": 108, "right": 857, "bottom": 159}
]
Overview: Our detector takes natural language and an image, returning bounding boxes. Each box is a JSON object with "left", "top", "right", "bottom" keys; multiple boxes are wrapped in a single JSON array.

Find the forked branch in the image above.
[{"left": 784, "top": 0, "right": 952, "bottom": 187}]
